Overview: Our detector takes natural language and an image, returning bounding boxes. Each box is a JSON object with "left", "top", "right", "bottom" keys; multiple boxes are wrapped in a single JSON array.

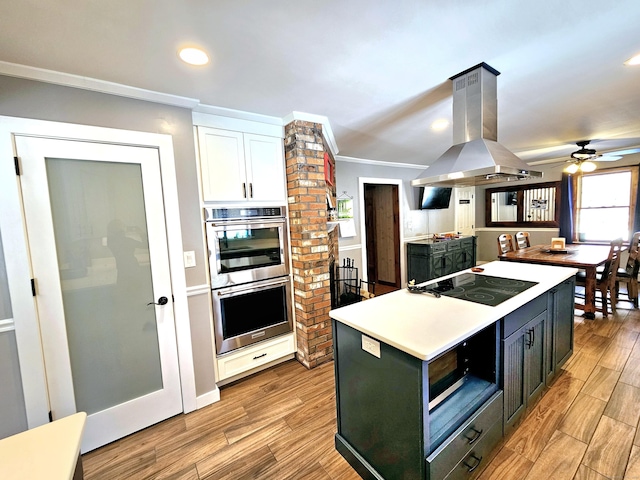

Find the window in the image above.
[{"left": 574, "top": 167, "right": 638, "bottom": 242}]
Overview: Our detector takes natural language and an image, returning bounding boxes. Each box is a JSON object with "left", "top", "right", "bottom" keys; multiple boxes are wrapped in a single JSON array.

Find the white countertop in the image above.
[
  {"left": 329, "top": 261, "right": 578, "bottom": 361},
  {"left": 0, "top": 412, "right": 86, "bottom": 480}
]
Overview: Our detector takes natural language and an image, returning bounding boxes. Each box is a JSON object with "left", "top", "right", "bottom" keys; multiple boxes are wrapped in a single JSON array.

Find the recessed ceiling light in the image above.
[
  {"left": 431, "top": 119, "right": 449, "bottom": 131},
  {"left": 178, "top": 47, "right": 209, "bottom": 66},
  {"left": 624, "top": 53, "right": 640, "bottom": 66}
]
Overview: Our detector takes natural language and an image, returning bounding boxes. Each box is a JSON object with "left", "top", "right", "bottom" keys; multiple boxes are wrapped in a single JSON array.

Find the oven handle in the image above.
[
  {"left": 215, "top": 277, "right": 290, "bottom": 297},
  {"left": 206, "top": 218, "right": 285, "bottom": 227}
]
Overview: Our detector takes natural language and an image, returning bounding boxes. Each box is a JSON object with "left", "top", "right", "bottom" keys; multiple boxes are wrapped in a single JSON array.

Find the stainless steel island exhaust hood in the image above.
[{"left": 412, "top": 63, "right": 542, "bottom": 187}]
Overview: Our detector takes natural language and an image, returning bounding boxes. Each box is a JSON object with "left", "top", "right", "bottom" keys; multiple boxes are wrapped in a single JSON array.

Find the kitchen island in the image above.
[{"left": 329, "top": 261, "right": 577, "bottom": 480}]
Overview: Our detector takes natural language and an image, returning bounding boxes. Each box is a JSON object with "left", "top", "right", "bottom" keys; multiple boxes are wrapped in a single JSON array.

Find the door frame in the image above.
[
  {"left": 358, "top": 177, "right": 406, "bottom": 288},
  {"left": 454, "top": 186, "right": 476, "bottom": 236},
  {"left": 0, "top": 116, "right": 196, "bottom": 429}
]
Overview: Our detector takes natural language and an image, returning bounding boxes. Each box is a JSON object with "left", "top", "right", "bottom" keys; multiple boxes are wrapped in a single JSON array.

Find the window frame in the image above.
[{"left": 572, "top": 165, "right": 639, "bottom": 244}]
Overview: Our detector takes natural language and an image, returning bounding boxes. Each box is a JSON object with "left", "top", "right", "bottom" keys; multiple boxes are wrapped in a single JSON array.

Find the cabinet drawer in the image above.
[
  {"left": 459, "top": 237, "right": 475, "bottom": 249},
  {"left": 426, "top": 391, "right": 503, "bottom": 480},
  {"left": 447, "top": 241, "right": 461, "bottom": 251},
  {"left": 442, "top": 420, "right": 503, "bottom": 480},
  {"left": 431, "top": 243, "right": 447, "bottom": 253},
  {"left": 503, "top": 293, "right": 547, "bottom": 338},
  {"left": 216, "top": 334, "right": 295, "bottom": 381}
]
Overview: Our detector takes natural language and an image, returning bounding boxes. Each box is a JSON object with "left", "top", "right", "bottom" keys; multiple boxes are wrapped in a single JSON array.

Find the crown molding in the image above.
[
  {"left": 336, "top": 155, "right": 427, "bottom": 170},
  {"left": 0, "top": 62, "right": 343, "bottom": 154},
  {"left": 193, "top": 103, "right": 283, "bottom": 126},
  {"left": 282, "top": 111, "right": 338, "bottom": 156},
  {"left": 0, "top": 60, "right": 200, "bottom": 108}
]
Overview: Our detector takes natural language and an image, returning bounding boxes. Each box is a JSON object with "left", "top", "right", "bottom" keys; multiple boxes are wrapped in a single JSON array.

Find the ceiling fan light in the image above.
[
  {"left": 580, "top": 161, "right": 597, "bottom": 172},
  {"left": 624, "top": 53, "right": 640, "bottom": 66},
  {"left": 565, "top": 163, "right": 579, "bottom": 174}
]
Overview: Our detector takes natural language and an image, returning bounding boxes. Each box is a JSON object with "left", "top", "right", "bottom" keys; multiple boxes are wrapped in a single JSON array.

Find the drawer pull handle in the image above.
[
  {"left": 466, "top": 427, "right": 483, "bottom": 445},
  {"left": 253, "top": 353, "right": 267, "bottom": 360},
  {"left": 463, "top": 454, "right": 483, "bottom": 473}
]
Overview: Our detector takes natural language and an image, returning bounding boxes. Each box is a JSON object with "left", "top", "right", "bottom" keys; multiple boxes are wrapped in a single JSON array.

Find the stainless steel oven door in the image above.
[
  {"left": 212, "top": 276, "right": 293, "bottom": 355},
  {"left": 206, "top": 218, "right": 289, "bottom": 288}
]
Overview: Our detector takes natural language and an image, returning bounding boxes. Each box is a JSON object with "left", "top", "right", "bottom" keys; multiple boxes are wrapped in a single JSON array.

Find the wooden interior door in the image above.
[{"left": 364, "top": 184, "right": 401, "bottom": 289}]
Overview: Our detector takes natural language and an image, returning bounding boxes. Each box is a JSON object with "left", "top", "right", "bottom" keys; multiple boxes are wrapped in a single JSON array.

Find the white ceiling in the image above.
[{"left": 1, "top": 1, "right": 639, "bottom": 167}]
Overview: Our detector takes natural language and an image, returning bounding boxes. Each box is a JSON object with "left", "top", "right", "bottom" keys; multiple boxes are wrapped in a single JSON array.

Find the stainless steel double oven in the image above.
[{"left": 205, "top": 206, "right": 293, "bottom": 355}]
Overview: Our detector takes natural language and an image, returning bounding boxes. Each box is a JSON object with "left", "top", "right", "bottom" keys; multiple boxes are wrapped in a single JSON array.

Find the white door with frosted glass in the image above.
[
  {"left": 455, "top": 187, "right": 476, "bottom": 236},
  {"left": 15, "top": 135, "right": 182, "bottom": 452}
]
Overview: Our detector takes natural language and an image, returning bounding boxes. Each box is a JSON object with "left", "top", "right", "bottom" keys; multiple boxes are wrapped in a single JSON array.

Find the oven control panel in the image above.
[{"left": 204, "top": 206, "right": 285, "bottom": 221}]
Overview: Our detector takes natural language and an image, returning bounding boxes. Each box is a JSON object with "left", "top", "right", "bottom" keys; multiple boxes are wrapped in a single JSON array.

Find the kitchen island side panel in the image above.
[{"left": 333, "top": 320, "right": 428, "bottom": 480}]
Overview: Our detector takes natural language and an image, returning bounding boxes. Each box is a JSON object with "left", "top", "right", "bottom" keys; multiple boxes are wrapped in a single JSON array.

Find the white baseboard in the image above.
[{"left": 195, "top": 387, "right": 221, "bottom": 409}]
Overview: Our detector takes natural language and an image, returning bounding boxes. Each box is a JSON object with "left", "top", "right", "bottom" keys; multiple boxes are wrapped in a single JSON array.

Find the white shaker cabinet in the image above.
[{"left": 197, "top": 126, "right": 285, "bottom": 203}]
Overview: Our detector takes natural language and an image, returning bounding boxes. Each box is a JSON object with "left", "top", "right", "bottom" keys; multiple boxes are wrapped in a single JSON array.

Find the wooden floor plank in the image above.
[
  {"left": 624, "top": 445, "right": 640, "bottom": 479},
  {"left": 535, "top": 371, "right": 585, "bottom": 415},
  {"left": 523, "top": 430, "right": 587, "bottom": 480},
  {"left": 558, "top": 393, "right": 607, "bottom": 444},
  {"left": 82, "top": 312, "right": 640, "bottom": 480},
  {"left": 583, "top": 415, "right": 635, "bottom": 479},
  {"left": 603, "top": 382, "right": 640, "bottom": 427},
  {"left": 611, "top": 327, "right": 639, "bottom": 350},
  {"left": 598, "top": 344, "right": 632, "bottom": 372},
  {"left": 476, "top": 446, "right": 533, "bottom": 480},
  {"left": 563, "top": 351, "right": 601, "bottom": 382},
  {"left": 573, "top": 464, "right": 610, "bottom": 480},
  {"left": 620, "top": 357, "right": 640, "bottom": 388},
  {"left": 504, "top": 402, "right": 564, "bottom": 462},
  {"left": 581, "top": 365, "right": 621, "bottom": 402}
]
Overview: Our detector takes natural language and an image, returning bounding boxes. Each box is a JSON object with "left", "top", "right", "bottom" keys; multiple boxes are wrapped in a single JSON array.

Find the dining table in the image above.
[{"left": 498, "top": 243, "right": 614, "bottom": 319}]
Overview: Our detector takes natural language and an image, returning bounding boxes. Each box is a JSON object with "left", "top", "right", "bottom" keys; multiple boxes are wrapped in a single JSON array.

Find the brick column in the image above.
[{"left": 284, "top": 120, "right": 337, "bottom": 369}]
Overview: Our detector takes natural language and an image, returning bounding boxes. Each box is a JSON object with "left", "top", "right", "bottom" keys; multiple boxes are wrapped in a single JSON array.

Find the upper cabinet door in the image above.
[
  {"left": 198, "top": 127, "right": 246, "bottom": 202},
  {"left": 244, "top": 133, "right": 285, "bottom": 202},
  {"left": 197, "top": 127, "right": 286, "bottom": 203}
]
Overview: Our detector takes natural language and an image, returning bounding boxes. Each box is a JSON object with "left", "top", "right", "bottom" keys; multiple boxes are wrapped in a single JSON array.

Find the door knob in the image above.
[{"left": 147, "top": 296, "right": 169, "bottom": 306}]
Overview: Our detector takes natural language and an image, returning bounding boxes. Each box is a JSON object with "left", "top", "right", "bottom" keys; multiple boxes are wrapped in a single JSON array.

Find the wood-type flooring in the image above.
[{"left": 82, "top": 307, "right": 640, "bottom": 480}]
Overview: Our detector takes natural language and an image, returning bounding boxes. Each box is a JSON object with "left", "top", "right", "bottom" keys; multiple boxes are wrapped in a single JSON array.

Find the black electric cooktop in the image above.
[{"left": 417, "top": 273, "right": 539, "bottom": 307}]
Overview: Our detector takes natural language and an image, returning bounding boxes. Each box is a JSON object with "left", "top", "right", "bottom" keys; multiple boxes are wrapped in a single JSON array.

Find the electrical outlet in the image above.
[
  {"left": 183, "top": 251, "right": 196, "bottom": 268},
  {"left": 361, "top": 335, "right": 381, "bottom": 358}
]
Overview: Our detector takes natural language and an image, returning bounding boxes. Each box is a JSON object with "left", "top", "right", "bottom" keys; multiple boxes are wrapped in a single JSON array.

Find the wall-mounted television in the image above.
[{"left": 419, "top": 186, "right": 453, "bottom": 210}]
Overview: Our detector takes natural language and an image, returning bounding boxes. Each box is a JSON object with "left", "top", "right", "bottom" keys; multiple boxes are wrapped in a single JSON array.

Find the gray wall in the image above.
[
  {"left": 334, "top": 158, "right": 456, "bottom": 283},
  {"left": 0, "top": 331, "right": 28, "bottom": 438},
  {"left": 335, "top": 158, "right": 455, "bottom": 247},
  {"left": 0, "top": 75, "right": 216, "bottom": 405}
]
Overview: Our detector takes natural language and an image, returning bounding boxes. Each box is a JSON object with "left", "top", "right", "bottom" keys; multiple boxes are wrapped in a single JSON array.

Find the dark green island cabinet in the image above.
[
  {"left": 330, "top": 263, "right": 576, "bottom": 480},
  {"left": 407, "top": 237, "right": 476, "bottom": 285}
]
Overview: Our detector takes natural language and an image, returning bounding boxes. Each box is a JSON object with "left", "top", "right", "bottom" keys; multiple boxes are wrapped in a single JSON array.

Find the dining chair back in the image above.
[
  {"left": 497, "top": 234, "right": 515, "bottom": 256},
  {"left": 576, "top": 238, "right": 623, "bottom": 316},
  {"left": 515, "top": 231, "right": 531, "bottom": 250},
  {"left": 616, "top": 232, "right": 640, "bottom": 307}
]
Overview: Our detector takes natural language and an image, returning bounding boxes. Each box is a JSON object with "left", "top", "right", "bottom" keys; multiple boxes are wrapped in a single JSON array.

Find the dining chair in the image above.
[
  {"left": 515, "top": 231, "right": 531, "bottom": 250},
  {"left": 576, "top": 238, "right": 623, "bottom": 316},
  {"left": 615, "top": 232, "right": 640, "bottom": 308},
  {"left": 497, "top": 234, "right": 515, "bottom": 256}
]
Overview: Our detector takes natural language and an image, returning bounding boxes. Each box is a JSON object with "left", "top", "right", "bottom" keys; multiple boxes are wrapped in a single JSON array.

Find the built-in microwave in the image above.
[{"left": 204, "top": 206, "right": 289, "bottom": 288}]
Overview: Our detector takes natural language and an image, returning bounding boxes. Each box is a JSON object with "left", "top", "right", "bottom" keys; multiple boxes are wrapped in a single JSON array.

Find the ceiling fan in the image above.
[{"left": 564, "top": 140, "right": 640, "bottom": 173}]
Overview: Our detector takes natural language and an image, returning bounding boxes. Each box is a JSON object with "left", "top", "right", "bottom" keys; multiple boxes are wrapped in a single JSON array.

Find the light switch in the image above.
[{"left": 183, "top": 251, "right": 196, "bottom": 268}]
